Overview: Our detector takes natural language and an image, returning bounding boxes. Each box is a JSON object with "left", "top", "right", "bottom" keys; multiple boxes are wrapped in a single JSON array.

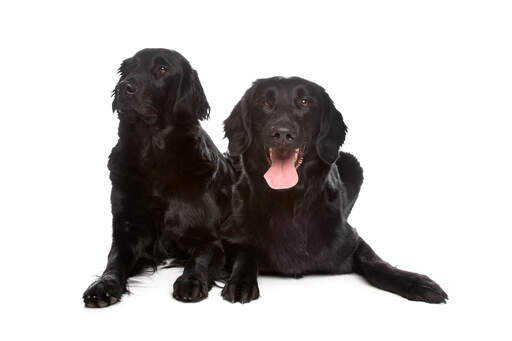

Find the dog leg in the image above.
[
  {"left": 83, "top": 185, "right": 155, "bottom": 308},
  {"left": 221, "top": 250, "right": 259, "bottom": 304},
  {"left": 172, "top": 243, "right": 224, "bottom": 303},
  {"left": 352, "top": 238, "right": 448, "bottom": 303},
  {"left": 82, "top": 232, "right": 151, "bottom": 308}
]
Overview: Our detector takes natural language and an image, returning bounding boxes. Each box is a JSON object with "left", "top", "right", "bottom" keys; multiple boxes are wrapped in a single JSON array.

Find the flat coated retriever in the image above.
[
  {"left": 221, "top": 76, "right": 448, "bottom": 304},
  {"left": 83, "top": 49, "right": 233, "bottom": 307}
]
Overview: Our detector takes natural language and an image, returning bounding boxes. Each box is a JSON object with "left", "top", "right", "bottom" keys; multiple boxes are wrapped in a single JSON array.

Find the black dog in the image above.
[
  {"left": 221, "top": 76, "right": 448, "bottom": 304},
  {"left": 83, "top": 49, "right": 233, "bottom": 307}
]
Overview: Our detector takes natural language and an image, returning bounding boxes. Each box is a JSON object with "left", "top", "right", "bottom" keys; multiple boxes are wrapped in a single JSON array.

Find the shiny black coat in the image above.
[
  {"left": 83, "top": 49, "right": 234, "bottom": 307},
  {"left": 221, "top": 77, "right": 448, "bottom": 304}
]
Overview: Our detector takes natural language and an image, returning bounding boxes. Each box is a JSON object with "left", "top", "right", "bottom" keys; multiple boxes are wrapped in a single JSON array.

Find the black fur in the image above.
[
  {"left": 221, "top": 76, "right": 448, "bottom": 304},
  {"left": 83, "top": 49, "right": 234, "bottom": 307}
]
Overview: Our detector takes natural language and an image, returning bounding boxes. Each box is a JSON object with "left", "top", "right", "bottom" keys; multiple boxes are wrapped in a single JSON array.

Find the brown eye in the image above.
[
  {"left": 159, "top": 65, "right": 168, "bottom": 74},
  {"left": 264, "top": 99, "right": 273, "bottom": 108},
  {"left": 300, "top": 98, "right": 310, "bottom": 107}
]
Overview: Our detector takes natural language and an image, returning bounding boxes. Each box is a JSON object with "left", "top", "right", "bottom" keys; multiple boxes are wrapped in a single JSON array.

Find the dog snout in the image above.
[
  {"left": 269, "top": 124, "right": 297, "bottom": 146},
  {"left": 119, "top": 79, "right": 138, "bottom": 95}
]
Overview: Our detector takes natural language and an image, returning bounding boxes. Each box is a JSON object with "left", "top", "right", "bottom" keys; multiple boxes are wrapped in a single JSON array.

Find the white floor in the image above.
[{"left": 6, "top": 211, "right": 505, "bottom": 341}]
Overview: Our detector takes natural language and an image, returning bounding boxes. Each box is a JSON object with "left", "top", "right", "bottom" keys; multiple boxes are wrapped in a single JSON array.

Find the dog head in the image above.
[
  {"left": 112, "top": 48, "right": 209, "bottom": 125},
  {"left": 224, "top": 76, "right": 347, "bottom": 190}
]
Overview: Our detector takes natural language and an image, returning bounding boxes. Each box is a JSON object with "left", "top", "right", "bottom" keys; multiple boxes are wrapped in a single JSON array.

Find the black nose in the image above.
[
  {"left": 270, "top": 125, "right": 296, "bottom": 145},
  {"left": 120, "top": 79, "right": 137, "bottom": 95}
]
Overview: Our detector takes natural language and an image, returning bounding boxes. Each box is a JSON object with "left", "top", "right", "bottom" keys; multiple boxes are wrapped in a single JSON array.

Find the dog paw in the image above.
[
  {"left": 399, "top": 273, "right": 448, "bottom": 304},
  {"left": 83, "top": 276, "right": 124, "bottom": 308},
  {"left": 221, "top": 279, "right": 259, "bottom": 304},
  {"left": 173, "top": 275, "right": 209, "bottom": 303}
]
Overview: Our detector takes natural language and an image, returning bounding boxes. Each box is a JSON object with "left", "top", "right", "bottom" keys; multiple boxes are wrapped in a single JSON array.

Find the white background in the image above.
[{"left": 1, "top": 0, "right": 511, "bottom": 340}]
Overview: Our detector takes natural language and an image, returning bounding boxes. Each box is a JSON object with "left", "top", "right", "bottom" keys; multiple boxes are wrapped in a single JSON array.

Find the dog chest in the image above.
[{"left": 251, "top": 209, "right": 346, "bottom": 275}]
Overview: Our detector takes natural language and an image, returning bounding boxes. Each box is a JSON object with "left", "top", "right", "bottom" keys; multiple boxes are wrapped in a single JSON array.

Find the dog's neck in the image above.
[
  {"left": 118, "top": 116, "right": 199, "bottom": 144},
  {"left": 117, "top": 117, "right": 215, "bottom": 174}
]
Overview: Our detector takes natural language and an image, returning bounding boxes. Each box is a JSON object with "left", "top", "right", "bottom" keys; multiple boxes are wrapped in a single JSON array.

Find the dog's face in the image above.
[
  {"left": 225, "top": 77, "right": 347, "bottom": 190},
  {"left": 112, "top": 48, "right": 209, "bottom": 125}
]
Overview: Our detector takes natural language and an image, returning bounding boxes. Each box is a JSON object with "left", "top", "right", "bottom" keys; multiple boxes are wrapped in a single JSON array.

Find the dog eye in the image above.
[
  {"left": 159, "top": 65, "right": 168, "bottom": 74},
  {"left": 263, "top": 99, "right": 273, "bottom": 108},
  {"left": 300, "top": 98, "right": 310, "bottom": 107}
]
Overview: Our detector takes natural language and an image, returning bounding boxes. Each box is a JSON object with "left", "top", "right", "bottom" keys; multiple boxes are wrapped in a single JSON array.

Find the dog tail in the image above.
[{"left": 352, "top": 238, "right": 448, "bottom": 303}]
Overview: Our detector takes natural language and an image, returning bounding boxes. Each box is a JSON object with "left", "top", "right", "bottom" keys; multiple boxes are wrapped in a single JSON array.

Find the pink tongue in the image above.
[{"left": 264, "top": 153, "right": 298, "bottom": 189}]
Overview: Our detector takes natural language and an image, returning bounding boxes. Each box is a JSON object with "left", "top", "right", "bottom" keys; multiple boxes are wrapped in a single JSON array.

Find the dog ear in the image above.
[
  {"left": 224, "top": 89, "right": 253, "bottom": 156},
  {"left": 111, "top": 90, "right": 118, "bottom": 113},
  {"left": 111, "top": 60, "right": 128, "bottom": 113},
  {"left": 315, "top": 92, "right": 347, "bottom": 164},
  {"left": 173, "top": 66, "right": 210, "bottom": 121}
]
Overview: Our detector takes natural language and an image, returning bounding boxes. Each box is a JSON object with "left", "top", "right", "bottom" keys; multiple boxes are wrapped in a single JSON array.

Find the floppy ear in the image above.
[
  {"left": 315, "top": 92, "right": 348, "bottom": 164},
  {"left": 111, "top": 89, "right": 118, "bottom": 113},
  {"left": 111, "top": 60, "right": 127, "bottom": 113},
  {"left": 173, "top": 67, "right": 210, "bottom": 120},
  {"left": 224, "top": 90, "right": 253, "bottom": 156}
]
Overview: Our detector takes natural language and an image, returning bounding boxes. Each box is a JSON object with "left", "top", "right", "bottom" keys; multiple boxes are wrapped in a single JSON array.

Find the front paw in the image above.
[
  {"left": 83, "top": 276, "right": 124, "bottom": 308},
  {"left": 221, "top": 279, "right": 259, "bottom": 304},
  {"left": 173, "top": 275, "right": 209, "bottom": 303},
  {"left": 399, "top": 273, "right": 448, "bottom": 304}
]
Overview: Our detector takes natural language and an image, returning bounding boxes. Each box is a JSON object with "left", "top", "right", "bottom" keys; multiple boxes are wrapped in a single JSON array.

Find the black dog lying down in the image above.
[
  {"left": 221, "top": 76, "right": 448, "bottom": 304},
  {"left": 83, "top": 49, "right": 234, "bottom": 307}
]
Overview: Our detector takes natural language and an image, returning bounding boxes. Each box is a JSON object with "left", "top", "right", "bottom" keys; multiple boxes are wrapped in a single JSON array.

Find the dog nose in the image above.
[
  {"left": 120, "top": 79, "right": 137, "bottom": 95},
  {"left": 270, "top": 125, "right": 296, "bottom": 145}
]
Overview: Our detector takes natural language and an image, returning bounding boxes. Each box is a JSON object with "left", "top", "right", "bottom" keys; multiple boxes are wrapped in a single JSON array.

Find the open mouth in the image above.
[{"left": 264, "top": 147, "right": 304, "bottom": 190}]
